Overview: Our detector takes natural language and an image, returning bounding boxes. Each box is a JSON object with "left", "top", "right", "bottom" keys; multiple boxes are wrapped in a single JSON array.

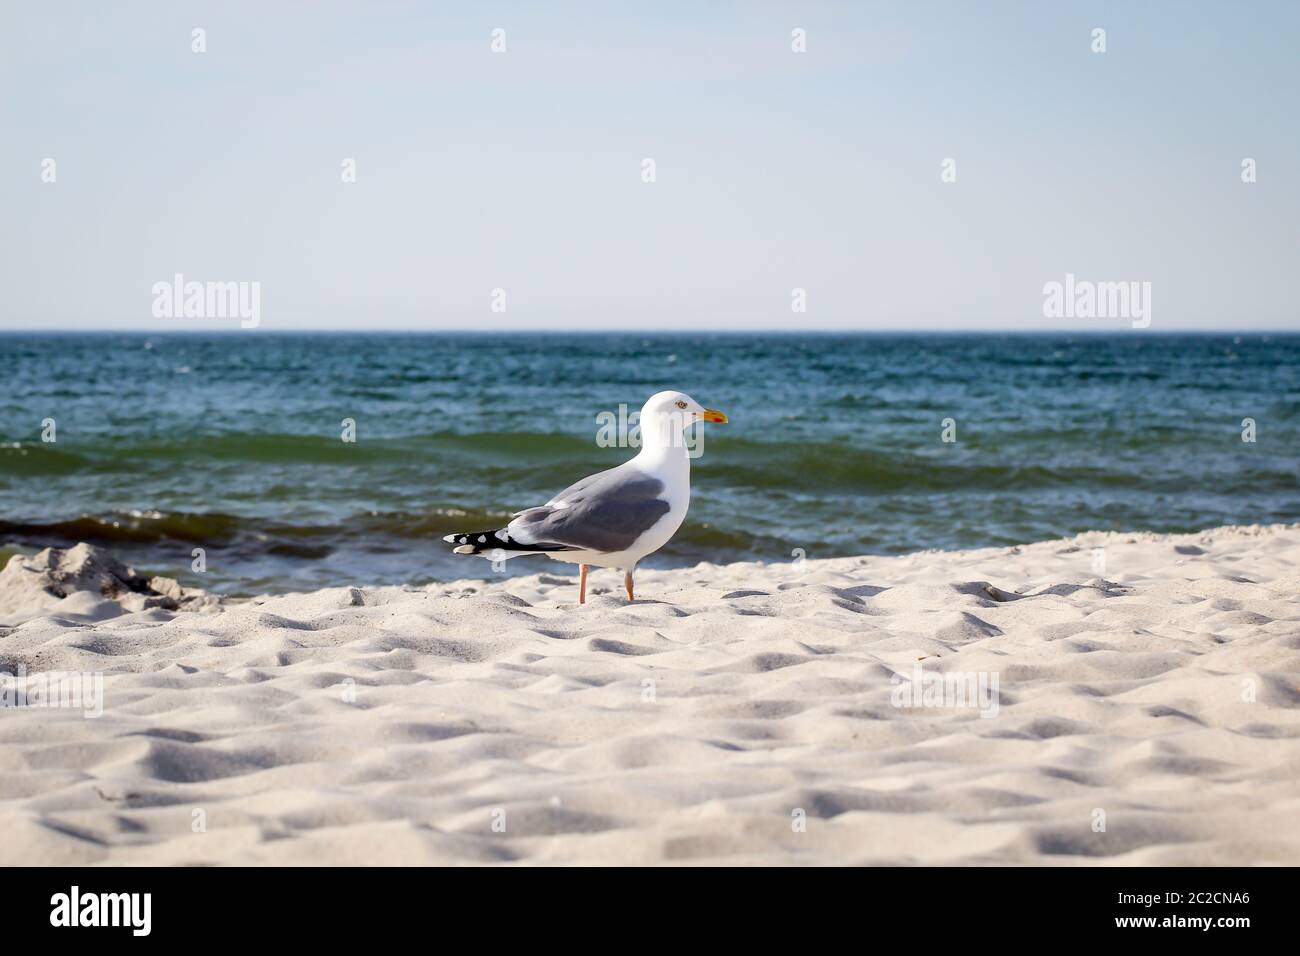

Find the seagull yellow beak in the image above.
[{"left": 701, "top": 408, "right": 728, "bottom": 423}]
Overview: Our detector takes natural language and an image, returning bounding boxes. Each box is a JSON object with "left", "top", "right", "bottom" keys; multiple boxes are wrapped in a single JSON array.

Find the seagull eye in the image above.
[{"left": 675, "top": 400, "right": 688, "bottom": 409}]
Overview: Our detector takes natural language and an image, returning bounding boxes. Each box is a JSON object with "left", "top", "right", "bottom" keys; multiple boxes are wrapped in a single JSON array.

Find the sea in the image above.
[{"left": 1, "top": 332, "right": 1296, "bottom": 595}]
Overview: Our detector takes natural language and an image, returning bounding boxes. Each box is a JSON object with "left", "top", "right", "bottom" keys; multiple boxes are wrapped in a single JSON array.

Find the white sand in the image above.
[{"left": 1, "top": 524, "right": 1298, "bottom": 866}]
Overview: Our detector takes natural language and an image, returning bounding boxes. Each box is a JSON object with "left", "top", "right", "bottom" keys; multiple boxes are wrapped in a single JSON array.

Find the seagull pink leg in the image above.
[
  {"left": 624, "top": 570, "right": 634, "bottom": 602},
  {"left": 579, "top": 564, "right": 588, "bottom": 605}
]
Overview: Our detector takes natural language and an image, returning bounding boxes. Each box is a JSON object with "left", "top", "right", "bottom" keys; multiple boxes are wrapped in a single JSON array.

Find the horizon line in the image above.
[{"left": 1, "top": 327, "right": 1296, "bottom": 336}]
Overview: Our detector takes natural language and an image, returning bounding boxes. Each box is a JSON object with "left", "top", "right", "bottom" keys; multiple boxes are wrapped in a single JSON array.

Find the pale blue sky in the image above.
[{"left": 2, "top": 0, "right": 1297, "bottom": 330}]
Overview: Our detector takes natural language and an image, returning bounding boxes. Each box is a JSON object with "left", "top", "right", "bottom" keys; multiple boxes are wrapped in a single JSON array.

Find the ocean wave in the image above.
[
  {"left": 0, "top": 443, "right": 90, "bottom": 476},
  {"left": 0, "top": 430, "right": 607, "bottom": 470},
  {"left": 0, "top": 506, "right": 781, "bottom": 559}
]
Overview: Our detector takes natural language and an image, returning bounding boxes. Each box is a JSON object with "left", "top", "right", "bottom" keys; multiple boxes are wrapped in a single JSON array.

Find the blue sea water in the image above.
[{"left": 1, "top": 332, "right": 1296, "bottom": 594}]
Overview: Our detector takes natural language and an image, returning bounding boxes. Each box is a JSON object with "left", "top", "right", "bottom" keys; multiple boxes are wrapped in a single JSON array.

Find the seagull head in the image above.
[{"left": 639, "top": 391, "right": 728, "bottom": 447}]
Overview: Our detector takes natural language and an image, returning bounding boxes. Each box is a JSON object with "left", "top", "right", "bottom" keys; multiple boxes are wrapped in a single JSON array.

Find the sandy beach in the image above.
[{"left": 0, "top": 523, "right": 1296, "bottom": 866}]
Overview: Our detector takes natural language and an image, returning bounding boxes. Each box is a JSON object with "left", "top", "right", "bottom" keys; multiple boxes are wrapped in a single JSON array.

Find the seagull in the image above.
[{"left": 443, "top": 390, "right": 728, "bottom": 604}]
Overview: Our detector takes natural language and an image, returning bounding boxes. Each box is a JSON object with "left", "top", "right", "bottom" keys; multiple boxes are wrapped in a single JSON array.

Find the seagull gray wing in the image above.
[{"left": 508, "top": 463, "right": 670, "bottom": 553}]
